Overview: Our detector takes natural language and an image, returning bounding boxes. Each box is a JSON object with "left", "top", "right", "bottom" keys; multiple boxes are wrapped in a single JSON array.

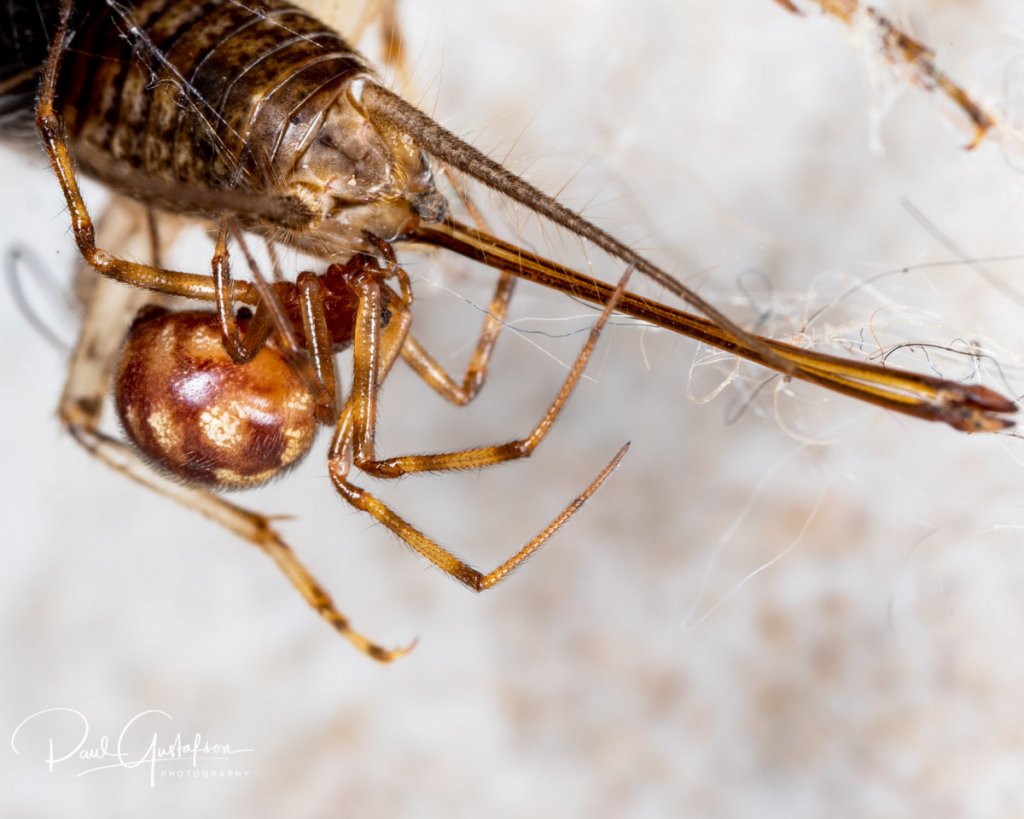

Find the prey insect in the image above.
[{"left": 9, "top": 0, "right": 1017, "bottom": 660}]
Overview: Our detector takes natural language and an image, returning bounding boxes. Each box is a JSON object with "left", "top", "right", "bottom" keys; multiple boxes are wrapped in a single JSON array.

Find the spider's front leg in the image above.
[{"left": 327, "top": 256, "right": 633, "bottom": 592}]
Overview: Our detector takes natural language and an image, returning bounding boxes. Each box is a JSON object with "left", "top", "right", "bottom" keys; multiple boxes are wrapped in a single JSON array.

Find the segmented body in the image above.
[{"left": 3, "top": 0, "right": 443, "bottom": 253}]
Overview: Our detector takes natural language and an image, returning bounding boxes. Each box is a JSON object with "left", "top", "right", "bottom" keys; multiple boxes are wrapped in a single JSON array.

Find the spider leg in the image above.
[{"left": 327, "top": 261, "right": 633, "bottom": 592}]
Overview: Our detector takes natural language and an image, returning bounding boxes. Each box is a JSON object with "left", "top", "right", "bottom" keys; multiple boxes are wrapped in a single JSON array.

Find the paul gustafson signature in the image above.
[{"left": 10, "top": 708, "right": 253, "bottom": 787}]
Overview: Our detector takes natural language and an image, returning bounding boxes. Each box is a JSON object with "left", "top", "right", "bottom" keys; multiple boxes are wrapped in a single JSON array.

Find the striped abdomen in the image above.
[
  {"left": 62, "top": 0, "right": 367, "bottom": 206},
  {"left": 44, "top": 0, "right": 440, "bottom": 251}
]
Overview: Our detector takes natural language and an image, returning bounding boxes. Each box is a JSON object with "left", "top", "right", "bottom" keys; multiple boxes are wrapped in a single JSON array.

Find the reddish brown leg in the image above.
[
  {"left": 295, "top": 271, "right": 343, "bottom": 423},
  {"left": 365, "top": 263, "right": 633, "bottom": 479},
  {"left": 326, "top": 262, "right": 634, "bottom": 592},
  {"left": 398, "top": 254, "right": 515, "bottom": 407},
  {"left": 211, "top": 219, "right": 272, "bottom": 364}
]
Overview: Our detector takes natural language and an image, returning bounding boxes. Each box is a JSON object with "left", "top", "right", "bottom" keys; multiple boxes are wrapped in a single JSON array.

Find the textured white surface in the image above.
[{"left": 3, "top": 1, "right": 1024, "bottom": 816}]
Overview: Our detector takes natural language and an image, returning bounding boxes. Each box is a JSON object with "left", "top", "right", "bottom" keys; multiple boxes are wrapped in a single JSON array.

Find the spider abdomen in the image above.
[{"left": 115, "top": 309, "right": 318, "bottom": 490}]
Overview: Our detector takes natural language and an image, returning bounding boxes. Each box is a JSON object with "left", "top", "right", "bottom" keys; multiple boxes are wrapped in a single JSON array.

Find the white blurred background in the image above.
[{"left": 4, "top": 0, "right": 1024, "bottom": 816}]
